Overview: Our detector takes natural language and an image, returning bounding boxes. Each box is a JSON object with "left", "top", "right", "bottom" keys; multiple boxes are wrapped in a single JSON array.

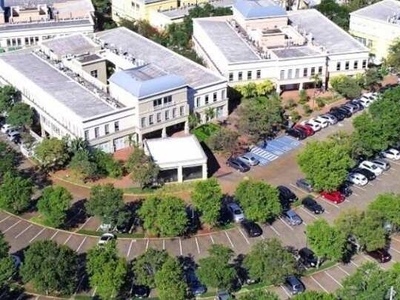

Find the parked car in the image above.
[
  {"left": 238, "top": 153, "right": 259, "bottom": 166},
  {"left": 131, "top": 285, "right": 150, "bottom": 298},
  {"left": 296, "top": 178, "right": 313, "bottom": 193},
  {"left": 0, "top": 124, "right": 13, "bottom": 134},
  {"left": 301, "top": 120, "right": 322, "bottom": 132},
  {"left": 352, "top": 167, "right": 376, "bottom": 181},
  {"left": 358, "top": 97, "right": 371, "bottom": 108},
  {"left": 283, "top": 210, "right": 303, "bottom": 226},
  {"left": 349, "top": 99, "right": 364, "bottom": 111},
  {"left": 186, "top": 268, "right": 207, "bottom": 296},
  {"left": 227, "top": 202, "right": 245, "bottom": 223},
  {"left": 359, "top": 160, "right": 383, "bottom": 176},
  {"left": 380, "top": 148, "right": 400, "bottom": 161},
  {"left": 99, "top": 223, "right": 113, "bottom": 232},
  {"left": 302, "top": 197, "right": 324, "bottom": 214},
  {"left": 215, "top": 290, "right": 231, "bottom": 300},
  {"left": 366, "top": 248, "right": 392, "bottom": 263},
  {"left": 312, "top": 116, "right": 329, "bottom": 128},
  {"left": 295, "top": 124, "right": 314, "bottom": 136},
  {"left": 334, "top": 106, "right": 352, "bottom": 118},
  {"left": 98, "top": 233, "right": 115, "bottom": 246},
  {"left": 347, "top": 172, "right": 368, "bottom": 186},
  {"left": 328, "top": 109, "right": 345, "bottom": 121},
  {"left": 240, "top": 220, "right": 263, "bottom": 237},
  {"left": 341, "top": 103, "right": 358, "bottom": 114},
  {"left": 277, "top": 186, "right": 298, "bottom": 203},
  {"left": 320, "top": 190, "right": 345, "bottom": 204},
  {"left": 11, "top": 254, "right": 22, "bottom": 269},
  {"left": 9, "top": 132, "right": 21, "bottom": 144},
  {"left": 286, "top": 127, "right": 307, "bottom": 140},
  {"left": 285, "top": 275, "right": 305, "bottom": 295},
  {"left": 236, "top": 267, "right": 257, "bottom": 286},
  {"left": 226, "top": 157, "right": 250, "bottom": 173},
  {"left": 319, "top": 113, "right": 338, "bottom": 125},
  {"left": 338, "top": 182, "right": 352, "bottom": 197},
  {"left": 372, "top": 158, "right": 390, "bottom": 171},
  {"left": 345, "top": 101, "right": 362, "bottom": 113},
  {"left": 298, "top": 248, "right": 318, "bottom": 268}
]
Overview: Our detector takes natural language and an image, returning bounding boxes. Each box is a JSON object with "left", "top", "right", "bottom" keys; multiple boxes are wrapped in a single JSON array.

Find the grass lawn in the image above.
[{"left": 192, "top": 123, "right": 220, "bottom": 142}]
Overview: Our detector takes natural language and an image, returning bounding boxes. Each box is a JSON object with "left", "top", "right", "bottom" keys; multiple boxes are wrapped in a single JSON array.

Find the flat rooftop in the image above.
[
  {"left": 0, "top": 19, "right": 92, "bottom": 32},
  {"left": 272, "top": 46, "right": 321, "bottom": 58},
  {"left": 350, "top": 0, "right": 400, "bottom": 23},
  {"left": 42, "top": 34, "right": 97, "bottom": 57},
  {"left": 0, "top": 52, "right": 114, "bottom": 119},
  {"left": 145, "top": 135, "right": 207, "bottom": 167},
  {"left": 96, "top": 27, "right": 225, "bottom": 89},
  {"left": 287, "top": 9, "right": 368, "bottom": 54}
]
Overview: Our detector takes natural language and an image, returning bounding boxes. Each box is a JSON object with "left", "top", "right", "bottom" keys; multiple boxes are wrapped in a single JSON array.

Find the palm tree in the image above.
[
  {"left": 310, "top": 74, "right": 323, "bottom": 89},
  {"left": 188, "top": 113, "right": 201, "bottom": 129},
  {"left": 205, "top": 108, "right": 215, "bottom": 121},
  {"left": 68, "top": 137, "right": 88, "bottom": 155}
]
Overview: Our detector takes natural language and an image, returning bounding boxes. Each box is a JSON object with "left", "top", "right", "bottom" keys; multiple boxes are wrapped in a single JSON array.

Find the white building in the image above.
[
  {"left": 193, "top": 0, "right": 370, "bottom": 92},
  {"left": 0, "top": 0, "right": 95, "bottom": 52},
  {"left": 350, "top": 0, "right": 400, "bottom": 64},
  {"left": 0, "top": 28, "right": 228, "bottom": 153}
]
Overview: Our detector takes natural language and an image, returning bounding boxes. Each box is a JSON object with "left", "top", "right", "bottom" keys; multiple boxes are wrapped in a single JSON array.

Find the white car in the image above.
[
  {"left": 380, "top": 148, "right": 400, "bottom": 161},
  {"left": 347, "top": 172, "right": 368, "bottom": 186},
  {"left": 363, "top": 92, "right": 379, "bottom": 102},
  {"left": 358, "top": 98, "right": 371, "bottom": 108},
  {"left": 301, "top": 120, "right": 322, "bottom": 132},
  {"left": 312, "top": 117, "right": 329, "bottom": 128},
  {"left": 238, "top": 153, "right": 259, "bottom": 166},
  {"left": 359, "top": 160, "right": 383, "bottom": 176},
  {"left": 1, "top": 124, "right": 13, "bottom": 134},
  {"left": 98, "top": 233, "right": 115, "bottom": 246},
  {"left": 319, "top": 114, "right": 338, "bottom": 125}
]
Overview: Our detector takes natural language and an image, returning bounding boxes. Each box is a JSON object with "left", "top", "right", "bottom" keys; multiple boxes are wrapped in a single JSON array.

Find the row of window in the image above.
[
  {"left": 84, "top": 121, "right": 120, "bottom": 140},
  {"left": 6, "top": 36, "right": 39, "bottom": 47},
  {"left": 280, "top": 66, "right": 323, "bottom": 80},
  {"left": 195, "top": 90, "right": 226, "bottom": 108},
  {"left": 353, "top": 36, "right": 373, "bottom": 48},
  {"left": 229, "top": 70, "right": 261, "bottom": 82},
  {"left": 141, "top": 106, "right": 185, "bottom": 128},
  {"left": 153, "top": 95, "right": 172, "bottom": 108},
  {"left": 336, "top": 59, "right": 367, "bottom": 71}
]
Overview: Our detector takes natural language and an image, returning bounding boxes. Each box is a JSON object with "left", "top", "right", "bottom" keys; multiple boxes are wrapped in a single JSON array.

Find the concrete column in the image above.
[
  {"left": 177, "top": 166, "right": 183, "bottom": 182},
  {"left": 299, "top": 82, "right": 304, "bottom": 90},
  {"left": 202, "top": 163, "right": 208, "bottom": 179},
  {"left": 276, "top": 85, "right": 282, "bottom": 94},
  {"left": 184, "top": 121, "right": 189, "bottom": 134},
  {"left": 161, "top": 127, "right": 167, "bottom": 138}
]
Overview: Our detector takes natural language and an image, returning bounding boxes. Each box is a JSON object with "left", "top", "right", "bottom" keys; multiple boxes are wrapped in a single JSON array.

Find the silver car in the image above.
[
  {"left": 319, "top": 114, "right": 338, "bottom": 125},
  {"left": 283, "top": 210, "right": 303, "bottom": 226},
  {"left": 227, "top": 202, "right": 245, "bottom": 223},
  {"left": 238, "top": 153, "right": 260, "bottom": 166},
  {"left": 372, "top": 159, "right": 390, "bottom": 171}
]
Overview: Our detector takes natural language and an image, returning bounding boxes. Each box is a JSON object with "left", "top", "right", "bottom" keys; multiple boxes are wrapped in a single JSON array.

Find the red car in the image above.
[
  {"left": 320, "top": 191, "right": 345, "bottom": 204},
  {"left": 295, "top": 124, "right": 314, "bottom": 136}
]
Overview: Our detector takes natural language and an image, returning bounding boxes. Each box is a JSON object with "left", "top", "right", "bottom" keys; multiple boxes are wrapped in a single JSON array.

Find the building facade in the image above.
[{"left": 193, "top": 0, "right": 370, "bottom": 92}]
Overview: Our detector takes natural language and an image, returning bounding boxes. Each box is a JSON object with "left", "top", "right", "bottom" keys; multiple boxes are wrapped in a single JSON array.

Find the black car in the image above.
[
  {"left": 186, "top": 268, "right": 207, "bottom": 296},
  {"left": 277, "top": 185, "right": 298, "bottom": 209},
  {"left": 332, "top": 107, "right": 352, "bottom": 118},
  {"left": 298, "top": 247, "right": 319, "bottom": 268},
  {"left": 240, "top": 220, "right": 263, "bottom": 237},
  {"left": 366, "top": 248, "right": 392, "bottom": 263},
  {"left": 349, "top": 100, "right": 364, "bottom": 111},
  {"left": 131, "top": 285, "right": 150, "bottom": 298},
  {"left": 352, "top": 167, "right": 376, "bottom": 181},
  {"left": 285, "top": 275, "right": 305, "bottom": 295},
  {"left": 226, "top": 157, "right": 250, "bottom": 173},
  {"left": 302, "top": 197, "right": 324, "bottom": 214},
  {"left": 286, "top": 127, "right": 306, "bottom": 140},
  {"left": 338, "top": 182, "right": 352, "bottom": 197},
  {"left": 328, "top": 109, "right": 345, "bottom": 121}
]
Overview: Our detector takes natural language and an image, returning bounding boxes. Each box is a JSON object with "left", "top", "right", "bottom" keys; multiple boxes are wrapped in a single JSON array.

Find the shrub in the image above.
[
  {"left": 316, "top": 97, "right": 326, "bottom": 108},
  {"left": 298, "top": 90, "right": 308, "bottom": 104},
  {"left": 303, "top": 104, "right": 313, "bottom": 116},
  {"left": 290, "top": 110, "right": 301, "bottom": 122},
  {"left": 285, "top": 99, "right": 297, "bottom": 110}
]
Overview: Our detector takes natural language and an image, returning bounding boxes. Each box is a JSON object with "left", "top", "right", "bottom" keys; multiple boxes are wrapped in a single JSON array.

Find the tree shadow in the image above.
[
  {"left": 200, "top": 141, "right": 220, "bottom": 178},
  {"left": 19, "top": 166, "right": 52, "bottom": 190},
  {"left": 227, "top": 87, "right": 242, "bottom": 114},
  {"left": 64, "top": 199, "right": 88, "bottom": 230}
]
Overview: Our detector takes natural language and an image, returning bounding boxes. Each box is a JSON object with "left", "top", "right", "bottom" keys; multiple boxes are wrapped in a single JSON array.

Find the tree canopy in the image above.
[
  {"left": 235, "top": 180, "right": 281, "bottom": 222},
  {"left": 317, "top": 0, "right": 350, "bottom": 29},
  {"left": 132, "top": 249, "right": 169, "bottom": 288},
  {"left": 0, "top": 172, "right": 33, "bottom": 214},
  {"left": 68, "top": 150, "right": 98, "bottom": 181},
  {"left": 126, "top": 147, "right": 159, "bottom": 189},
  {"left": 0, "top": 142, "right": 17, "bottom": 176},
  {"left": 239, "top": 290, "right": 279, "bottom": 300},
  {"left": 154, "top": 256, "right": 187, "bottom": 300},
  {"left": 292, "top": 291, "right": 336, "bottom": 300},
  {"left": 34, "top": 138, "right": 70, "bottom": 170},
  {"left": 37, "top": 186, "right": 72, "bottom": 228},
  {"left": 0, "top": 233, "right": 15, "bottom": 289},
  {"left": 207, "top": 127, "right": 239, "bottom": 153},
  {"left": 368, "top": 193, "right": 400, "bottom": 230},
  {"left": 0, "top": 86, "right": 17, "bottom": 113},
  {"left": 330, "top": 75, "right": 362, "bottom": 99},
  {"left": 387, "top": 38, "right": 400, "bottom": 72},
  {"left": 6, "top": 102, "right": 34, "bottom": 128}
]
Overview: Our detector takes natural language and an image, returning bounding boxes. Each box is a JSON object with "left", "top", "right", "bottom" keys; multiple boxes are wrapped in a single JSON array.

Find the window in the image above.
[
  {"left": 165, "top": 110, "right": 169, "bottom": 120},
  {"left": 114, "top": 121, "right": 119, "bottom": 132},
  {"left": 345, "top": 61, "right": 350, "bottom": 70},
  {"left": 336, "top": 62, "right": 341, "bottom": 71},
  {"left": 163, "top": 96, "right": 172, "bottom": 104},
  {"left": 288, "top": 69, "right": 293, "bottom": 79},
  {"left": 362, "top": 60, "right": 367, "bottom": 68},
  {"left": 24, "top": 37, "right": 29, "bottom": 45},
  {"left": 238, "top": 72, "right": 243, "bottom": 81},
  {"left": 247, "top": 71, "right": 252, "bottom": 80},
  {"left": 104, "top": 124, "right": 109, "bottom": 135},
  {"left": 213, "top": 92, "right": 217, "bottom": 102},
  {"left": 180, "top": 106, "right": 184, "bottom": 116},
  {"left": 295, "top": 69, "right": 300, "bottom": 78},
  {"left": 196, "top": 97, "right": 200, "bottom": 107},
  {"left": 205, "top": 95, "right": 209, "bottom": 105},
  {"left": 172, "top": 108, "right": 176, "bottom": 118},
  {"left": 90, "top": 70, "right": 98, "bottom": 78},
  {"left": 311, "top": 67, "right": 316, "bottom": 76},
  {"left": 94, "top": 127, "right": 99, "bottom": 138},
  {"left": 280, "top": 70, "right": 285, "bottom": 80},
  {"left": 318, "top": 66, "right": 323, "bottom": 75},
  {"left": 222, "top": 90, "right": 225, "bottom": 100},
  {"left": 35, "top": 37, "right": 39, "bottom": 42},
  {"left": 84, "top": 130, "right": 89, "bottom": 140},
  {"left": 6, "top": 39, "right": 10, "bottom": 47},
  {"left": 17, "top": 38, "right": 21, "bottom": 46},
  {"left": 149, "top": 115, "right": 154, "bottom": 125},
  {"left": 354, "top": 61, "right": 358, "bottom": 69},
  {"left": 229, "top": 73, "right": 233, "bottom": 82},
  {"left": 157, "top": 112, "right": 161, "bottom": 123},
  {"left": 303, "top": 68, "right": 308, "bottom": 77},
  {"left": 141, "top": 117, "right": 146, "bottom": 128},
  {"left": 153, "top": 98, "right": 162, "bottom": 107},
  {"left": 256, "top": 70, "right": 261, "bottom": 79}
]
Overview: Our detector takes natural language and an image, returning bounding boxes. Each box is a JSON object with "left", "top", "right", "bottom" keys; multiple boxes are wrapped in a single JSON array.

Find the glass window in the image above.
[
  {"left": 336, "top": 62, "right": 341, "bottom": 71},
  {"left": 153, "top": 99, "right": 162, "bottom": 107},
  {"left": 247, "top": 71, "right": 252, "bottom": 80},
  {"left": 213, "top": 92, "right": 217, "bottom": 102},
  {"left": 318, "top": 66, "right": 323, "bottom": 75},
  {"left": 280, "top": 70, "right": 285, "bottom": 80},
  {"left": 165, "top": 110, "right": 169, "bottom": 120},
  {"left": 345, "top": 61, "right": 350, "bottom": 70},
  {"left": 90, "top": 70, "right": 98, "bottom": 78},
  {"left": 354, "top": 61, "right": 358, "bottom": 69},
  {"left": 311, "top": 67, "right": 316, "bottom": 76},
  {"left": 362, "top": 60, "right": 367, "bottom": 68},
  {"left": 303, "top": 68, "right": 308, "bottom": 77},
  {"left": 141, "top": 117, "right": 146, "bottom": 128},
  {"left": 288, "top": 69, "right": 293, "bottom": 79},
  {"left": 238, "top": 72, "right": 243, "bottom": 81},
  {"left": 114, "top": 121, "right": 119, "bottom": 132},
  {"left": 163, "top": 96, "right": 172, "bottom": 104},
  {"left": 149, "top": 115, "right": 154, "bottom": 125},
  {"left": 157, "top": 112, "right": 161, "bottom": 123},
  {"left": 295, "top": 69, "right": 300, "bottom": 78},
  {"left": 172, "top": 108, "right": 176, "bottom": 118},
  {"left": 229, "top": 73, "right": 233, "bottom": 82},
  {"left": 196, "top": 97, "right": 200, "bottom": 107},
  {"left": 24, "top": 37, "right": 29, "bottom": 45},
  {"left": 84, "top": 130, "right": 89, "bottom": 140},
  {"left": 256, "top": 70, "right": 261, "bottom": 79},
  {"left": 222, "top": 90, "right": 225, "bottom": 100},
  {"left": 205, "top": 95, "right": 209, "bottom": 105},
  {"left": 94, "top": 127, "right": 99, "bottom": 138},
  {"left": 180, "top": 106, "right": 184, "bottom": 116},
  {"left": 104, "top": 124, "right": 109, "bottom": 135}
]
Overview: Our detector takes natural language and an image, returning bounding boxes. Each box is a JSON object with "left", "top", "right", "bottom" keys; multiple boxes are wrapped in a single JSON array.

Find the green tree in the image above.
[
  {"left": 86, "top": 241, "right": 127, "bottom": 299},
  {"left": 139, "top": 195, "right": 188, "bottom": 237},
  {"left": 354, "top": 213, "right": 386, "bottom": 252},
  {"left": 244, "top": 238, "right": 296, "bottom": 285},
  {"left": 317, "top": 0, "right": 350, "bottom": 29},
  {"left": 306, "top": 219, "right": 346, "bottom": 265},
  {"left": 256, "top": 80, "right": 275, "bottom": 96},
  {"left": 68, "top": 150, "right": 98, "bottom": 181},
  {"left": 21, "top": 240, "right": 79, "bottom": 295},
  {"left": 368, "top": 193, "right": 400, "bottom": 230},
  {"left": 66, "top": 137, "right": 88, "bottom": 155},
  {"left": 196, "top": 244, "right": 236, "bottom": 289},
  {"left": 0, "top": 233, "right": 16, "bottom": 288},
  {"left": 330, "top": 75, "right": 362, "bottom": 99},
  {"left": 0, "top": 142, "right": 17, "bottom": 176},
  {"left": 292, "top": 291, "right": 336, "bottom": 300},
  {"left": 297, "top": 140, "right": 353, "bottom": 192},
  {"left": 6, "top": 102, "right": 33, "bottom": 128},
  {"left": 92, "top": 149, "right": 123, "bottom": 178},
  {"left": 85, "top": 184, "right": 127, "bottom": 228},
  {"left": 387, "top": 38, "right": 400, "bottom": 72},
  {"left": 298, "top": 89, "right": 308, "bottom": 104},
  {"left": 0, "top": 85, "right": 17, "bottom": 113},
  {"left": 208, "top": 127, "right": 239, "bottom": 153},
  {"left": 0, "top": 172, "right": 33, "bottom": 214},
  {"left": 37, "top": 186, "right": 72, "bottom": 228},
  {"left": 239, "top": 289, "right": 280, "bottom": 300},
  {"left": 191, "top": 178, "right": 222, "bottom": 227},
  {"left": 235, "top": 180, "right": 281, "bottom": 222},
  {"left": 363, "top": 68, "right": 382, "bottom": 89},
  {"left": 34, "top": 138, "right": 69, "bottom": 170},
  {"left": 154, "top": 257, "right": 187, "bottom": 300},
  {"left": 236, "top": 83, "right": 257, "bottom": 99},
  {"left": 126, "top": 147, "right": 159, "bottom": 189},
  {"left": 132, "top": 249, "right": 169, "bottom": 288}
]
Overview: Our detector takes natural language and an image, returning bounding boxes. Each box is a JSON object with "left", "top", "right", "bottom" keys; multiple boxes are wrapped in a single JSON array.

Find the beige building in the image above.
[{"left": 350, "top": 0, "right": 400, "bottom": 64}]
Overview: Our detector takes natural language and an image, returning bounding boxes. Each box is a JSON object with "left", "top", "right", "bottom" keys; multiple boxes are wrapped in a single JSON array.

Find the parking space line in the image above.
[
  {"left": 29, "top": 228, "right": 45, "bottom": 243},
  {"left": 77, "top": 217, "right": 91, "bottom": 231},
  {"left": 353, "top": 193, "right": 360, "bottom": 197},
  {"left": 369, "top": 182, "right": 374, "bottom": 186},
  {"left": 63, "top": 234, "right": 72, "bottom": 245},
  {"left": 311, "top": 275, "right": 329, "bottom": 293},
  {"left": 260, "top": 235, "right": 265, "bottom": 239},
  {"left": 392, "top": 237, "right": 400, "bottom": 243},
  {"left": 162, "top": 239, "right": 165, "bottom": 250},
  {"left": 289, "top": 183, "right": 308, "bottom": 195},
  {"left": 279, "top": 217, "right": 294, "bottom": 231},
  {"left": 50, "top": 230, "right": 58, "bottom": 240},
  {"left": 300, "top": 207, "right": 318, "bottom": 220},
  {"left": 325, "top": 270, "right": 343, "bottom": 287},
  {"left": 389, "top": 161, "right": 400, "bottom": 166},
  {"left": 238, "top": 228, "right": 250, "bottom": 245},
  {"left": 195, "top": 237, "right": 201, "bottom": 254},
  {"left": 353, "top": 185, "right": 367, "bottom": 192},
  {"left": 225, "top": 231, "right": 235, "bottom": 248},
  {"left": 209, "top": 235, "right": 215, "bottom": 244},
  {"left": 96, "top": 225, "right": 101, "bottom": 232},
  {"left": 391, "top": 167, "right": 397, "bottom": 171},
  {"left": 127, "top": 240, "right": 134, "bottom": 257},
  {"left": 0, "top": 215, "right": 10, "bottom": 224},
  {"left": 338, "top": 265, "right": 350, "bottom": 276},
  {"left": 302, "top": 220, "right": 308, "bottom": 226},
  {"left": 362, "top": 254, "right": 374, "bottom": 263},
  {"left": 145, "top": 239, "right": 149, "bottom": 251},
  {"left": 317, "top": 197, "right": 340, "bottom": 209},
  {"left": 390, "top": 247, "right": 400, "bottom": 255},
  {"left": 92, "top": 287, "right": 97, "bottom": 297},
  {"left": 382, "top": 173, "right": 389, "bottom": 176},
  {"left": 351, "top": 260, "right": 359, "bottom": 267},
  {"left": 280, "top": 285, "right": 291, "bottom": 298},
  {"left": 3, "top": 220, "right": 21, "bottom": 233},
  {"left": 376, "top": 178, "right": 382, "bottom": 181},
  {"left": 76, "top": 237, "right": 87, "bottom": 252},
  {"left": 269, "top": 225, "right": 281, "bottom": 236},
  {"left": 179, "top": 238, "right": 183, "bottom": 255},
  {"left": 15, "top": 224, "right": 33, "bottom": 239}
]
